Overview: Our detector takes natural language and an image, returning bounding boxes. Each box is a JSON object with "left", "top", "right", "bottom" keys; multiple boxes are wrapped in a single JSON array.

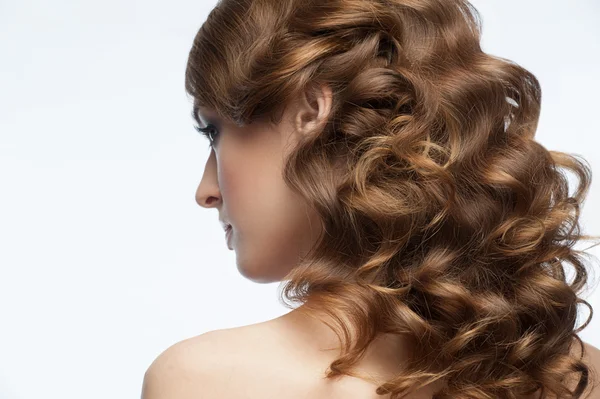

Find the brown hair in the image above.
[{"left": 185, "top": 0, "right": 600, "bottom": 397}]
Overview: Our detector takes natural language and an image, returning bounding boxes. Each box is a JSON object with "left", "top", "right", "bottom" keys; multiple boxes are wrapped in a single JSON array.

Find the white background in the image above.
[{"left": 0, "top": 1, "right": 598, "bottom": 398}]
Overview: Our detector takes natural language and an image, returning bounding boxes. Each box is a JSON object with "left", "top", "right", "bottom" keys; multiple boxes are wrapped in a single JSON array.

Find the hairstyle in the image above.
[{"left": 185, "top": 0, "right": 600, "bottom": 397}]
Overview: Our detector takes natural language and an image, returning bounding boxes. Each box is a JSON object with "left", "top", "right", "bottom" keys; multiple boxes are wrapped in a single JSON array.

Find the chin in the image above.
[{"left": 236, "top": 261, "right": 282, "bottom": 284}]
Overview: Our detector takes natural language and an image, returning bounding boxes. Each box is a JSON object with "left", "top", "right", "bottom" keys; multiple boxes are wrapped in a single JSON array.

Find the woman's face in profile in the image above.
[{"left": 194, "top": 105, "right": 322, "bottom": 284}]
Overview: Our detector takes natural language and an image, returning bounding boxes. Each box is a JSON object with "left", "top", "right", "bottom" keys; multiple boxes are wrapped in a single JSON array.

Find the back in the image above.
[
  {"left": 143, "top": 318, "right": 439, "bottom": 399},
  {"left": 142, "top": 319, "right": 600, "bottom": 399}
]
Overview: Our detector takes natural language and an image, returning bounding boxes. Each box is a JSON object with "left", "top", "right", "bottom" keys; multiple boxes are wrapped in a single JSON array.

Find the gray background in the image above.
[{"left": 1, "top": 1, "right": 598, "bottom": 398}]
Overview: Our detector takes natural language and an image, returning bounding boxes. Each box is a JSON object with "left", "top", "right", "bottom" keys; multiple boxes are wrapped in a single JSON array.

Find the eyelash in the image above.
[{"left": 194, "top": 124, "right": 219, "bottom": 148}]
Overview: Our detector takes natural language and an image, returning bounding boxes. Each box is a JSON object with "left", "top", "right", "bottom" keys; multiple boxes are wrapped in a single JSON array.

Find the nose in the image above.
[{"left": 195, "top": 149, "right": 221, "bottom": 208}]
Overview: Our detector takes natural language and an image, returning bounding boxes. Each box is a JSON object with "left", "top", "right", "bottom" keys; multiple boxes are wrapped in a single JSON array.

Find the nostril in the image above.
[{"left": 204, "top": 196, "right": 220, "bottom": 207}]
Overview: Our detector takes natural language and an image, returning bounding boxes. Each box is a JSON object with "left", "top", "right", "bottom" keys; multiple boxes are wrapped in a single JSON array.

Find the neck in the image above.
[{"left": 275, "top": 304, "right": 410, "bottom": 383}]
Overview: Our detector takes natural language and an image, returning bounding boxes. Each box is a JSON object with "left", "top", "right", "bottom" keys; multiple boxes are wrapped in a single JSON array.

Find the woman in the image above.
[{"left": 142, "top": 0, "right": 600, "bottom": 397}]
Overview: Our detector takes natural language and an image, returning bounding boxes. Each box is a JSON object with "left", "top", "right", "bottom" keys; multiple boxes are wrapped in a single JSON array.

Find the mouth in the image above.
[
  {"left": 220, "top": 220, "right": 231, "bottom": 232},
  {"left": 225, "top": 225, "right": 233, "bottom": 249}
]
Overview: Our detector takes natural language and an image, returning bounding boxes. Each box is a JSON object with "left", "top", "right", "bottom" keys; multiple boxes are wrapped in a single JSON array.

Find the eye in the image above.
[{"left": 194, "top": 124, "right": 220, "bottom": 148}]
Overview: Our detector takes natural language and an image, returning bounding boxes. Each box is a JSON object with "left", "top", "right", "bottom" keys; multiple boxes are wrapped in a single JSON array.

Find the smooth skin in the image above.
[
  {"left": 142, "top": 84, "right": 600, "bottom": 398},
  {"left": 141, "top": 307, "right": 600, "bottom": 399},
  {"left": 191, "top": 86, "right": 326, "bottom": 284}
]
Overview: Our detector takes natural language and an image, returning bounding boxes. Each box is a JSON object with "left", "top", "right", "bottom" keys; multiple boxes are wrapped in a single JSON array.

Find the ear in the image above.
[{"left": 294, "top": 83, "right": 333, "bottom": 138}]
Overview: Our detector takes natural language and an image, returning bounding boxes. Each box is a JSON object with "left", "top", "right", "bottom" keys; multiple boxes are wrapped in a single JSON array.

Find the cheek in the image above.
[
  {"left": 217, "top": 155, "right": 247, "bottom": 215},
  {"left": 217, "top": 146, "right": 279, "bottom": 226},
  {"left": 217, "top": 131, "right": 312, "bottom": 232},
  {"left": 219, "top": 150, "right": 295, "bottom": 245}
]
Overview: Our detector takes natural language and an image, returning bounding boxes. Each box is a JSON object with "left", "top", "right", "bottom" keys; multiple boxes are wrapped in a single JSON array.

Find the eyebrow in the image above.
[{"left": 191, "top": 104, "right": 204, "bottom": 127}]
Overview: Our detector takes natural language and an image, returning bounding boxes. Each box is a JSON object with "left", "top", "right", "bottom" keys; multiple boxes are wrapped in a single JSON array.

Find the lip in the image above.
[
  {"left": 220, "top": 219, "right": 231, "bottom": 232},
  {"left": 225, "top": 225, "right": 233, "bottom": 250}
]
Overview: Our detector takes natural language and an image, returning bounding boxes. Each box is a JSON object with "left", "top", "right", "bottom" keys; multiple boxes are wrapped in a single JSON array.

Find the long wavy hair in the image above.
[{"left": 184, "top": 0, "right": 600, "bottom": 397}]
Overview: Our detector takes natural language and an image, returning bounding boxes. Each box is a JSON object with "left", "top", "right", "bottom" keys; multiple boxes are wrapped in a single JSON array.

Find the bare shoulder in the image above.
[
  {"left": 574, "top": 341, "right": 600, "bottom": 399},
  {"left": 141, "top": 321, "right": 288, "bottom": 399},
  {"left": 141, "top": 329, "right": 232, "bottom": 399},
  {"left": 528, "top": 341, "right": 600, "bottom": 399}
]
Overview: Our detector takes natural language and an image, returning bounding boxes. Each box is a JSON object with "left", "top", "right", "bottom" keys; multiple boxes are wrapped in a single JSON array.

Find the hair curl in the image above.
[{"left": 185, "top": 0, "right": 600, "bottom": 397}]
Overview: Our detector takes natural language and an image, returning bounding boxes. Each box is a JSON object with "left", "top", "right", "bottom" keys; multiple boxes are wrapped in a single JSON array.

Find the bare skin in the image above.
[
  {"left": 191, "top": 85, "right": 330, "bottom": 284},
  {"left": 143, "top": 84, "right": 600, "bottom": 398},
  {"left": 142, "top": 306, "right": 445, "bottom": 399},
  {"left": 142, "top": 306, "right": 600, "bottom": 398}
]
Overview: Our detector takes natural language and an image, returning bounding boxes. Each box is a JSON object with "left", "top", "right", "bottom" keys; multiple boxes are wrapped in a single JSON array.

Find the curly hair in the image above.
[{"left": 184, "top": 0, "right": 600, "bottom": 397}]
